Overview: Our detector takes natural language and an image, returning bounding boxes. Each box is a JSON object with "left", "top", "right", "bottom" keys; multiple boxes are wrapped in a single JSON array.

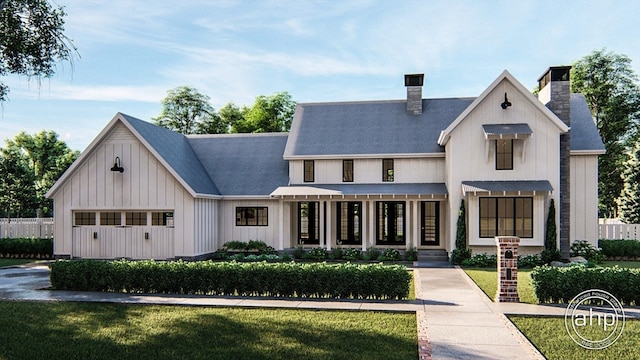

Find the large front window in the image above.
[
  {"left": 298, "top": 202, "right": 319, "bottom": 244},
  {"left": 337, "top": 202, "right": 361, "bottom": 244},
  {"left": 479, "top": 197, "right": 533, "bottom": 238},
  {"left": 376, "top": 201, "right": 405, "bottom": 244}
]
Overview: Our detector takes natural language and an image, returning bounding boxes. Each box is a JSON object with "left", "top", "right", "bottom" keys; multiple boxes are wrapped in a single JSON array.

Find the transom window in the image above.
[
  {"left": 496, "top": 139, "right": 513, "bottom": 170},
  {"left": 236, "top": 207, "right": 268, "bottom": 226},
  {"left": 479, "top": 197, "right": 533, "bottom": 238},
  {"left": 100, "top": 212, "right": 121, "bottom": 226},
  {"left": 152, "top": 212, "right": 174, "bottom": 226},
  {"left": 304, "top": 160, "right": 314, "bottom": 182},
  {"left": 126, "top": 212, "right": 147, "bottom": 226},
  {"left": 74, "top": 212, "right": 96, "bottom": 226},
  {"left": 343, "top": 160, "right": 354, "bottom": 182},
  {"left": 382, "top": 159, "right": 394, "bottom": 182}
]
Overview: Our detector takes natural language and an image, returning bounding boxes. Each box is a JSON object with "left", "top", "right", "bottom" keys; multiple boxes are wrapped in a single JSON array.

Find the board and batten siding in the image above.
[
  {"left": 444, "top": 79, "right": 561, "bottom": 250},
  {"left": 570, "top": 154, "right": 599, "bottom": 246},
  {"left": 217, "top": 199, "right": 282, "bottom": 249},
  {"left": 51, "top": 123, "right": 197, "bottom": 259},
  {"left": 289, "top": 158, "right": 445, "bottom": 184}
]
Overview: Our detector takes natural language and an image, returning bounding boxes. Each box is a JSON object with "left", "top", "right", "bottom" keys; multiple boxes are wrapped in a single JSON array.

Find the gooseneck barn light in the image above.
[{"left": 110, "top": 156, "right": 124, "bottom": 173}]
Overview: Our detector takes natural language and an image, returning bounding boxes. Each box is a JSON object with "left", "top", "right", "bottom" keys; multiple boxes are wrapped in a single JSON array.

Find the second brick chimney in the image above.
[{"left": 405, "top": 74, "right": 424, "bottom": 115}]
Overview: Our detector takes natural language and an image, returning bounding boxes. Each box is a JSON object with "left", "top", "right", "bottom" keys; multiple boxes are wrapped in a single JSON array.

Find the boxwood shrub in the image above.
[
  {"left": 599, "top": 239, "right": 640, "bottom": 259},
  {"left": 50, "top": 259, "right": 412, "bottom": 300},
  {"left": 0, "top": 238, "right": 53, "bottom": 258},
  {"left": 530, "top": 265, "right": 640, "bottom": 305}
]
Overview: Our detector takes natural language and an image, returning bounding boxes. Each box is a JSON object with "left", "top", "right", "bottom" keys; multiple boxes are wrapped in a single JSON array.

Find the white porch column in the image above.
[
  {"left": 319, "top": 200, "right": 325, "bottom": 248},
  {"left": 278, "top": 199, "right": 284, "bottom": 250},
  {"left": 326, "top": 201, "right": 332, "bottom": 250},
  {"left": 368, "top": 200, "right": 376, "bottom": 250},
  {"left": 361, "top": 201, "right": 368, "bottom": 251},
  {"left": 413, "top": 200, "right": 420, "bottom": 250}
]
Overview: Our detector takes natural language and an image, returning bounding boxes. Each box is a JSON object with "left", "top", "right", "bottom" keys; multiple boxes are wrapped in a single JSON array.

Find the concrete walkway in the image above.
[{"left": 3, "top": 262, "right": 638, "bottom": 359}]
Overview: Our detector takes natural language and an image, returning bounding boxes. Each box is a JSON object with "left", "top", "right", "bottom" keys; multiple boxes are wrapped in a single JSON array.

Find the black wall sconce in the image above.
[
  {"left": 501, "top": 92, "right": 512, "bottom": 109},
  {"left": 145, "top": 232, "right": 149, "bottom": 240},
  {"left": 93, "top": 232, "right": 98, "bottom": 239},
  {"left": 110, "top": 156, "right": 124, "bottom": 173}
]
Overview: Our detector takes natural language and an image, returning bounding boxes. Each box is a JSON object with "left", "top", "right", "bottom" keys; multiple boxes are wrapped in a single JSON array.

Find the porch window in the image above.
[
  {"left": 74, "top": 212, "right": 96, "bottom": 226},
  {"left": 343, "top": 160, "right": 354, "bottom": 182},
  {"left": 152, "top": 212, "right": 174, "bottom": 227},
  {"left": 337, "top": 202, "right": 361, "bottom": 244},
  {"left": 304, "top": 160, "right": 314, "bottom": 182},
  {"left": 298, "top": 202, "right": 319, "bottom": 244},
  {"left": 126, "top": 212, "right": 147, "bottom": 226},
  {"left": 496, "top": 139, "right": 513, "bottom": 170},
  {"left": 236, "top": 207, "right": 268, "bottom": 226},
  {"left": 376, "top": 201, "right": 405, "bottom": 244},
  {"left": 479, "top": 197, "right": 533, "bottom": 238},
  {"left": 100, "top": 212, "right": 121, "bottom": 226},
  {"left": 382, "top": 159, "right": 394, "bottom": 182}
]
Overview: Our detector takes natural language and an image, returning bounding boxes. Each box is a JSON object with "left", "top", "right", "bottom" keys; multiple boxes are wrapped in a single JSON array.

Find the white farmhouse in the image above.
[{"left": 46, "top": 66, "right": 605, "bottom": 260}]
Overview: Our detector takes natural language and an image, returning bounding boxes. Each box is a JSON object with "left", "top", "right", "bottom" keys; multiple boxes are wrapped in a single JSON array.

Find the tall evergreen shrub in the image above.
[{"left": 451, "top": 199, "right": 471, "bottom": 264}]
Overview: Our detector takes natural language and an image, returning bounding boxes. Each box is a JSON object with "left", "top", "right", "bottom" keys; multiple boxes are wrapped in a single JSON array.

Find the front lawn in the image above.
[
  {"left": 0, "top": 258, "right": 35, "bottom": 267},
  {"left": 463, "top": 268, "right": 538, "bottom": 304},
  {"left": 509, "top": 316, "right": 640, "bottom": 360},
  {"left": 0, "top": 301, "right": 417, "bottom": 360},
  {"left": 601, "top": 260, "right": 640, "bottom": 268}
]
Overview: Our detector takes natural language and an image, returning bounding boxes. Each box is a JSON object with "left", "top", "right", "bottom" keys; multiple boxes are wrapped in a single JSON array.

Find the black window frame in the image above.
[
  {"left": 495, "top": 139, "right": 513, "bottom": 170},
  {"left": 298, "top": 202, "right": 319, "bottom": 245},
  {"left": 382, "top": 159, "right": 394, "bottom": 182},
  {"left": 236, "top": 207, "right": 268, "bottom": 226},
  {"left": 342, "top": 159, "right": 354, "bottom": 182},
  {"left": 479, "top": 197, "right": 533, "bottom": 238},
  {"left": 304, "top": 160, "right": 314, "bottom": 182},
  {"left": 337, "top": 201, "right": 361, "bottom": 245},
  {"left": 376, "top": 201, "right": 405, "bottom": 244},
  {"left": 420, "top": 201, "right": 440, "bottom": 246}
]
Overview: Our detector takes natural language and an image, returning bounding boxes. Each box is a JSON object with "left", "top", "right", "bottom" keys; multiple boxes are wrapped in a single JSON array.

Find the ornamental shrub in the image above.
[
  {"left": 531, "top": 265, "right": 640, "bottom": 305},
  {"left": 570, "top": 240, "right": 605, "bottom": 263},
  {"left": 307, "top": 247, "right": 328, "bottom": 260},
  {"left": 343, "top": 248, "right": 361, "bottom": 261},
  {"left": 599, "top": 239, "right": 640, "bottom": 258},
  {"left": 364, "top": 247, "right": 380, "bottom": 261},
  {"left": 50, "top": 260, "right": 412, "bottom": 300},
  {"left": 404, "top": 246, "right": 418, "bottom": 261},
  {"left": 0, "top": 238, "right": 53, "bottom": 258},
  {"left": 517, "top": 254, "right": 543, "bottom": 268},
  {"left": 379, "top": 248, "right": 402, "bottom": 261},
  {"left": 462, "top": 253, "right": 496, "bottom": 268}
]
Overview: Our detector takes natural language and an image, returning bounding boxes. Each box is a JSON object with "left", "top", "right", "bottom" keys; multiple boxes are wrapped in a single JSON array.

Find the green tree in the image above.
[
  {"left": 153, "top": 86, "right": 226, "bottom": 135},
  {"left": 0, "top": 147, "right": 37, "bottom": 218},
  {"left": 0, "top": 0, "right": 77, "bottom": 101},
  {"left": 620, "top": 141, "right": 640, "bottom": 223},
  {"left": 450, "top": 199, "right": 471, "bottom": 264},
  {"left": 3, "top": 130, "right": 79, "bottom": 216},
  {"left": 232, "top": 92, "right": 296, "bottom": 133},
  {"left": 571, "top": 49, "right": 640, "bottom": 218},
  {"left": 218, "top": 102, "right": 245, "bottom": 132}
]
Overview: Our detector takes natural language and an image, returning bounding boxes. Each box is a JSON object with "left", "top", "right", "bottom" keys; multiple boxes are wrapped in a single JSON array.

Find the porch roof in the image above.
[
  {"left": 270, "top": 183, "right": 448, "bottom": 198},
  {"left": 461, "top": 180, "right": 553, "bottom": 195}
]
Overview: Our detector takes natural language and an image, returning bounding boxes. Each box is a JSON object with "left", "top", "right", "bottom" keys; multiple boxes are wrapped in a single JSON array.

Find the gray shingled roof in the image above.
[
  {"left": 122, "top": 113, "right": 221, "bottom": 195},
  {"left": 285, "top": 98, "right": 475, "bottom": 157},
  {"left": 570, "top": 94, "right": 606, "bottom": 153},
  {"left": 188, "top": 133, "right": 289, "bottom": 196},
  {"left": 482, "top": 124, "right": 533, "bottom": 138}
]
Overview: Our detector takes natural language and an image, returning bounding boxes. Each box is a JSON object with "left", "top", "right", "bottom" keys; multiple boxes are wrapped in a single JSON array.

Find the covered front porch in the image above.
[{"left": 271, "top": 183, "right": 449, "bottom": 251}]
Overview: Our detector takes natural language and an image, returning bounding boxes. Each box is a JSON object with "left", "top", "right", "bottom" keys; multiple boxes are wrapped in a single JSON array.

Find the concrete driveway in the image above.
[{"left": 0, "top": 263, "right": 52, "bottom": 300}]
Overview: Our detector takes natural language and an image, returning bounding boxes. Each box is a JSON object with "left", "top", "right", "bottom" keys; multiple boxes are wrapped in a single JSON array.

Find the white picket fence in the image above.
[
  {"left": 598, "top": 223, "right": 640, "bottom": 240},
  {"left": 0, "top": 218, "right": 54, "bottom": 239}
]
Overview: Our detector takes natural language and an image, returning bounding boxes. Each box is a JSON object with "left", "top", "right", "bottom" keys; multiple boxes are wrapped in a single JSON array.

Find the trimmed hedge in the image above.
[
  {"left": 50, "top": 259, "right": 412, "bottom": 300},
  {"left": 0, "top": 238, "right": 53, "bottom": 258},
  {"left": 530, "top": 265, "right": 640, "bottom": 305},
  {"left": 599, "top": 239, "right": 640, "bottom": 259}
]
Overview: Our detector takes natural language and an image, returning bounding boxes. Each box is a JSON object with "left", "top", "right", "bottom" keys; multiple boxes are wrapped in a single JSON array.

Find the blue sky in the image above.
[{"left": 1, "top": 0, "right": 639, "bottom": 151}]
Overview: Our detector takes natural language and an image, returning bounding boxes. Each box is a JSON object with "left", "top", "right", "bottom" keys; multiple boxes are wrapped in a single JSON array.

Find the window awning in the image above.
[
  {"left": 271, "top": 183, "right": 448, "bottom": 199},
  {"left": 482, "top": 124, "right": 532, "bottom": 140},
  {"left": 461, "top": 180, "right": 553, "bottom": 196}
]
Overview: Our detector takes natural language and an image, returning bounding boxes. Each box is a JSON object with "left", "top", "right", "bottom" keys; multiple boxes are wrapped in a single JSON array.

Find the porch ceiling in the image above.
[
  {"left": 461, "top": 180, "right": 553, "bottom": 196},
  {"left": 271, "top": 183, "right": 448, "bottom": 199}
]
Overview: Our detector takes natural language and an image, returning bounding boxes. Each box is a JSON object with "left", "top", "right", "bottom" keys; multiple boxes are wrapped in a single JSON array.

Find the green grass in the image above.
[
  {"left": 510, "top": 316, "right": 640, "bottom": 360},
  {"left": 463, "top": 268, "right": 538, "bottom": 304},
  {"left": 601, "top": 260, "right": 640, "bottom": 268},
  {"left": 0, "top": 258, "right": 35, "bottom": 267},
  {"left": 0, "top": 301, "right": 417, "bottom": 360}
]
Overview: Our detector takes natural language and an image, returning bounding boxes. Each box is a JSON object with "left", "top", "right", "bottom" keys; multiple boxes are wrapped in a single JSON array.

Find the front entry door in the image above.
[
  {"left": 298, "top": 202, "right": 319, "bottom": 245},
  {"left": 421, "top": 201, "right": 440, "bottom": 246}
]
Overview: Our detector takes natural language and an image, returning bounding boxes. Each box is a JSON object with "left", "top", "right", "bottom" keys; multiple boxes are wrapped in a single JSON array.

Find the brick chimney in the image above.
[
  {"left": 538, "top": 66, "right": 571, "bottom": 260},
  {"left": 405, "top": 74, "right": 424, "bottom": 115}
]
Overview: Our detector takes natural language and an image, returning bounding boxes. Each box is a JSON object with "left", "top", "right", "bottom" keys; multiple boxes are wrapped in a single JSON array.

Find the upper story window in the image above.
[
  {"left": 343, "top": 160, "right": 353, "bottom": 182},
  {"left": 382, "top": 159, "right": 394, "bottom": 182},
  {"left": 495, "top": 139, "right": 513, "bottom": 170},
  {"left": 304, "top": 160, "right": 314, "bottom": 182}
]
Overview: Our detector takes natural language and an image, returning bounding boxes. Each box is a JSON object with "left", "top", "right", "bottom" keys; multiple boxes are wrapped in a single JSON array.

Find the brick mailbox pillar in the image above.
[{"left": 495, "top": 236, "right": 520, "bottom": 302}]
